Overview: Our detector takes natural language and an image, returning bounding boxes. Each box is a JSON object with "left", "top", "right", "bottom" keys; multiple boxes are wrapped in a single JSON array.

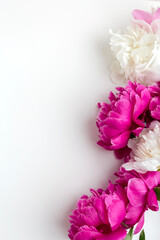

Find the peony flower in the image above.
[
  {"left": 68, "top": 168, "right": 160, "bottom": 239},
  {"left": 110, "top": 23, "right": 160, "bottom": 85},
  {"left": 96, "top": 81, "right": 151, "bottom": 151},
  {"left": 115, "top": 168, "right": 160, "bottom": 232},
  {"left": 122, "top": 121, "right": 160, "bottom": 173},
  {"left": 68, "top": 188, "right": 127, "bottom": 240}
]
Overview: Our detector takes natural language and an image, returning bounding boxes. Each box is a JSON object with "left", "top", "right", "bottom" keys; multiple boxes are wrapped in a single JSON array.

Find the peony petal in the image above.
[
  {"left": 101, "top": 125, "right": 123, "bottom": 138},
  {"left": 93, "top": 198, "right": 109, "bottom": 226},
  {"left": 147, "top": 189, "right": 159, "bottom": 211},
  {"left": 105, "top": 118, "right": 130, "bottom": 131},
  {"left": 132, "top": 9, "right": 153, "bottom": 24},
  {"left": 127, "top": 178, "right": 148, "bottom": 207},
  {"left": 150, "top": 97, "right": 160, "bottom": 120},
  {"left": 134, "top": 214, "right": 145, "bottom": 234},
  {"left": 74, "top": 226, "right": 102, "bottom": 240},
  {"left": 68, "top": 224, "right": 79, "bottom": 240},
  {"left": 124, "top": 203, "right": 145, "bottom": 227},
  {"left": 114, "top": 98, "right": 131, "bottom": 122},
  {"left": 97, "top": 140, "right": 111, "bottom": 150},
  {"left": 105, "top": 194, "right": 126, "bottom": 231},
  {"left": 116, "top": 184, "right": 129, "bottom": 207},
  {"left": 81, "top": 206, "right": 102, "bottom": 226},
  {"left": 132, "top": 88, "right": 150, "bottom": 126},
  {"left": 110, "top": 131, "right": 131, "bottom": 149},
  {"left": 153, "top": 8, "right": 160, "bottom": 20},
  {"left": 132, "top": 127, "right": 143, "bottom": 136},
  {"left": 140, "top": 171, "right": 160, "bottom": 189},
  {"left": 114, "top": 147, "right": 131, "bottom": 161},
  {"left": 123, "top": 159, "right": 160, "bottom": 174},
  {"left": 98, "top": 227, "right": 127, "bottom": 240}
]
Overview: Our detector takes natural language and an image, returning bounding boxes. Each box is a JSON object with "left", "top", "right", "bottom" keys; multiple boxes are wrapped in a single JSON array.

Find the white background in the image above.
[{"left": 0, "top": 0, "right": 160, "bottom": 240}]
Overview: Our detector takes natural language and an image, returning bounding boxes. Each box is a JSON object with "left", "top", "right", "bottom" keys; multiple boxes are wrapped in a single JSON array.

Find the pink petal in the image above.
[
  {"left": 68, "top": 224, "right": 79, "bottom": 239},
  {"left": 105, "top": 195, "right": 126, "bottom": 231},
  {"left": 132, "top": 9, "right": 153, "bottom": 24},
  {"left": 147, "top": 189, "right": 159, "bottom": 211},
  {"left": 81, "top": 206, "right": 102, "bottom": 226},
  {"left": 105, "top": 118, "right": 130, "bottom": 131},
  {"left": 127, "top": 178, "right": 148, "bottom": 207},
  {"left": 114, "top": 98, "right": 131, "bottom": 121},
  {"left": 101, "top": 125, "right": 123, "bottom": 138},
  {"left": 116, "top": 185, "right": 129, "bottom": 207},
  {"left": 93, "top": 198, "right": 109, "bottom": 225},
  {"left": 114, "top": 147, "right": 131, "bottom": 161},
  {"left": 153, "top": 8, "right": 160, "bottom": 20},
  {"left": 74, "top": 226, "right": 102, "bottom": 240},
  {"left": 97, "top": 140, "right": 111, "bottom": 150},
  {"left": 140, "top": 171, "right": 160, "bottom": 189},
  {"left": 98, "top": 227, "right": 127, "bottom": 240},
  {"left": 110, "top": 131, "right": 131, "bottom": 150},
  {"left": 132, "top": 127, "right": 143, "bottom": 136},
  {"left": 134, "top": 214, "right": 144, "bottom": 234},
  {"left": 149, "top": 97, "right": 160, "bottom": 120},
  {"left": 131, "top": 88, "right": 150, "bottom": 126},
  {"left": 124, "top": 203, "right": 145, "bottom": 226}
]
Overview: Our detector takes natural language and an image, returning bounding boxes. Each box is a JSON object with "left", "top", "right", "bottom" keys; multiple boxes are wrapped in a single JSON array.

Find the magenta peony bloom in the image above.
[
  {"left": 68, "top": 188, "right": 127, "bottom": 240},
  {"left": 132, "top": 8, "right": 160, "bottom": 25},
  {"left": 96, "top": 81, "right": 151, "bottom": 151},
  {"left": 115, "top": 168, "right": 160, "bottom": 233},
  {"left": 68, "top": 168, "right": 160, "bottom": 239}
]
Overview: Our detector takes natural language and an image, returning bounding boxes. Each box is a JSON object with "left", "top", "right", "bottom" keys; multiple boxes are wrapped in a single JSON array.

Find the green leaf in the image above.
[
  {"left": 139, "top": 229, "right": 145, "bottom": 240},
  {"left": 154, "top": 187, "right": 160, "bottom": 201},
  {"left": 124, "top": 227, "right": 134, "bottom": 240}
]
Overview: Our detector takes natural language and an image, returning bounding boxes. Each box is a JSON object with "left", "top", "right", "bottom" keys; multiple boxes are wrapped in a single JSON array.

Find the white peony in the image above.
[
  {"left": 110, "top": 23, "right": 160, "bottom": 85},
  {"left": 122, "top": 121, "right": 160, "bottom": 173}
]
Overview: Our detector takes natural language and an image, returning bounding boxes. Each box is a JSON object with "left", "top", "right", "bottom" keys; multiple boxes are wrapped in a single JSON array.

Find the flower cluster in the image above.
[
  {"left": 69, "top": 169, "right": 160, "bottom": 240},
  {"left": 68, "top": 7, "right": 160, "bottom": 240}
]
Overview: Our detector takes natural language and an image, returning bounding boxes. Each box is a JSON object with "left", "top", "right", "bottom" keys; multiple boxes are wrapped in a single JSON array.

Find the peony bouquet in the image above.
[{"left": 68, "top": 7, "right": 160, "bottom": 240}]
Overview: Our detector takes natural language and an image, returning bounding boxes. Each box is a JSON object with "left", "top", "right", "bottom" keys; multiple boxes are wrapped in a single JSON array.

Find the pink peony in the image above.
[
  {"left": 68, "top": 168, "right": 160, "bottom": 239},
  {"left": 68, "top": 188, "right": 127, "bottom": 240},
  {"left": 96, "top": 81, "right": 151, "bottom": 151},
  {"left": 132, "top": 8, "right": 160, "bottom": 25},
  {"left": 68, "top": 169, "right": 160, "bottom": 239},
  {"left": 115, "top": 168, "right": 160, "bottom": 233}
]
